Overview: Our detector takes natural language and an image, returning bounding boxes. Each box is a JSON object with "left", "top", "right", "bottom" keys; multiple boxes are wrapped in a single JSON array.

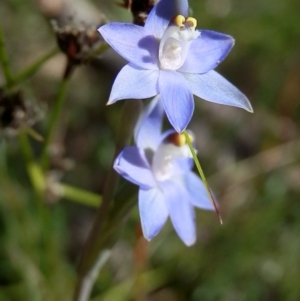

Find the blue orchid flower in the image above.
[
  {"left": 114, "top": 96, "right": 214, "bottom": 246},
  {"left": 98, "top": 0, "right": 253, "bottom": 133}
]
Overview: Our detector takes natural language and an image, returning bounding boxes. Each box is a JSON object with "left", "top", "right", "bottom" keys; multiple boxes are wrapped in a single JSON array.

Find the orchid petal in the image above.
[
  {"left": 139, "top": 188, "right": 169, "bottom": 240},
  {"left": 114, "top": 146, "right": 156, "bottom": 189},
  {"left": 183, "top": 172, "right": 214, "bottom": 210},
  {"left": 145, "top": 0, "right": 189, "bottom": 39},
  {"left": 159, "top": 70, "right": 194, "bottom": 133},
  {"left": 161, "top": 180, "right": 196, "bottom": 246},
  {"left": 108, "top": 64, "right": 159, "bottom": 104},
  {"left": 179, "top": 30, "right": 234, "bottom": 74},
  {"left": 98, "top": 23, "right": 159, "bottom": 69},
  {"left": 134, "top": 96, "right": 164, "bottom": 151},
  {"left": 185, "top": 70, "right": 253, "bottom": 112},
  {"left": 172, "top": 157, "right": 194, "bottom": 174}
]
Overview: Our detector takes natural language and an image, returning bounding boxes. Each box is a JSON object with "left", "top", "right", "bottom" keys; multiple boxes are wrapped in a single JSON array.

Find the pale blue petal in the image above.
[
  {"left": 134, "top": 96, "right": 164, "bottom": 151},
  {"left": 139, "top": 188, "right": 169, "bottom": 240},
  {"left": 179, "top": 30, "right": 234, "bottom": 74},
  {"left": 145, "top": 0, "right": 189, "bottom": 38},
  {"left": 159, "top": 70, "right": 194, "bottom": 133},
  {"left": 185, "top": 70, "right": 253, "bottom": 112},
  {"left": 108, "top": 64, "right": 159, "bottom": 104},
  {"left": 161, "top": 180, "right": 196, "bottom": 246},
  {"left": 172, "top": 157, "right": 194, "bottom": 174},
  {"left": 183, "top": 172, "right": 214, "bottom": 210},
  {"left": 98, "top": 23, "right": 159, "bottom": 69},
  {"left": 114, "top": 147, "right": 156, "bottom": 189}
]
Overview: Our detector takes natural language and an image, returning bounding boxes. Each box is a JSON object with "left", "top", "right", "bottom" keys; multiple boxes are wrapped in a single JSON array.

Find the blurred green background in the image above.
[{"left": 1, "top": 0, "right": 300, "bottom": 300}]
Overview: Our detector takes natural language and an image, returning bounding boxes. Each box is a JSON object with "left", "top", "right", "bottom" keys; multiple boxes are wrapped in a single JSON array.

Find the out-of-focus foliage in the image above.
[{"left": 1, "top": 0, "right": 300, "bottom": 300}]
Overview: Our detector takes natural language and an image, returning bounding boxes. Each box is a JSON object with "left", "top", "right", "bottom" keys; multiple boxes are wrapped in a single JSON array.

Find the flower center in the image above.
[
  {"left": 158, "top": 15, "right": 200, "bottom": 71},
  {"left": 151, "top": 133, "right": 192, "bottom": 182}
]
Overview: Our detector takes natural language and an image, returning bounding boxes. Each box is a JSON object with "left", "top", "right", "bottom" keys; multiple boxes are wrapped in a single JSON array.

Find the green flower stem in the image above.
[
  {"left": 73, "top": 184, "right": 137, "bottom": 301},
  {"left": 1, "top": 23, "right": 57, "bottom": 89},
  {"left": 0, "top": 138, "right": 7, "bottom": 171},
  {"left": 19, "top": 131, "right": 46, "bottom": 207},
  {"left": 0, "top": 22, "right": 46, "bottom": 210},
  {"left": 40, "top": 74, "right": 70, "bottom": 170},
  {"left": 25, "top": 126, "right": 44, "bottom": 142},
  {"left": 75, "top": 250, "right": 111, "bottom": 301},
  {"left": 20, "top": 128, "right": 104, "bottom": 209},
  {"left": 20, "top": 132, "right": 102, "bottom": 209},
  {"left": 73, "top": 100, "right": 143, "bottom": 301},
  {"left": 58, "top": 183, "right": 102, "bottom": 208},
  {"left": 19, "top": 133, "right": 102, "bottom": 209},
  {"left": 11, "top": 48, "right": 58, "bottom": 86},
  {"left": 183, "top": 130, "right": 223, "bottom": 224},
  {"left": 0, "top": 23, "right": 13, "bottom": 88}
]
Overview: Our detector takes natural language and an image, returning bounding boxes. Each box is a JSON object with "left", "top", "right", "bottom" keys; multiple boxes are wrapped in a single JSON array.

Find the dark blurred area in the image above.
[{"left": 1, "top": 0, "right": 300, "bottom": 300}]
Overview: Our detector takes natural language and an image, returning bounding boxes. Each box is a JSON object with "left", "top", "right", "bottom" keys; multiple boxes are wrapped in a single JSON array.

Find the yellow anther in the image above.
[
  {"left": 173, "top": 15, "right": 186, "bottom": 27},
  {"left": 179, "top": 134, "right": 193, "bottom": 145},
  {"left": 185, "top": 17, "right": 197, "bottom": 29},
  {"left": 177, "top": 134, "right": 187, "bottom": 146},
  {"left": 166, "top": 133, "right": 186, "bottom": 146},
  {"left": 173, "top": 15, "right": 197, "bottom": 29}
]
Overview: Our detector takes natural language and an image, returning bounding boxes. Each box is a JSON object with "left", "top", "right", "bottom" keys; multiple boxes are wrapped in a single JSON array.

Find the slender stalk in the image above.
[
  {"left": 19, "top": 131, "right": 45, "bottom": 207},
  {"left": 75, "top": 250, "right": 111, "bottom": 301},
  {"left": 0, "top": 138, "right": 7, "bottom": 171},
  {"left": 40, "top": 68, "right": 70, "bottom": 170},
  {"left": 25, "top": 126, "right": 44, "bottom": 142},
  {"left": 183, "top": 130, "right": 223, "bottom": 224},
  {"left": 12, "top": 48, "right": 58, "bottom": 85},
  {"left": 0, "top": 23, "right": 13, "bottom": 87},
  {"left": 21, "top": 134, "right": 102, "bottom": 209},
  {"left": 58, "top": 183, "right": 102, "bottom": 208},
  {"left": 0, "top": 22, "right": 46, "bottom": 212},
  {"left": 73, "top": 100, "right": 143, "bottom": 301}
]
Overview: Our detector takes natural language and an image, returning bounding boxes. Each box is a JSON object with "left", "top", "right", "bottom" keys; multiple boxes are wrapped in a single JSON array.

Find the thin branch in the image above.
[
  {"left": 12, "top": 48, "right": 58, "bottom": 86},
  {"left": 0, "top": 22, "right": 13, "bottom": 87},
  {"left": 40, "top": 64, "right": 71, "bottom": 170}
]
